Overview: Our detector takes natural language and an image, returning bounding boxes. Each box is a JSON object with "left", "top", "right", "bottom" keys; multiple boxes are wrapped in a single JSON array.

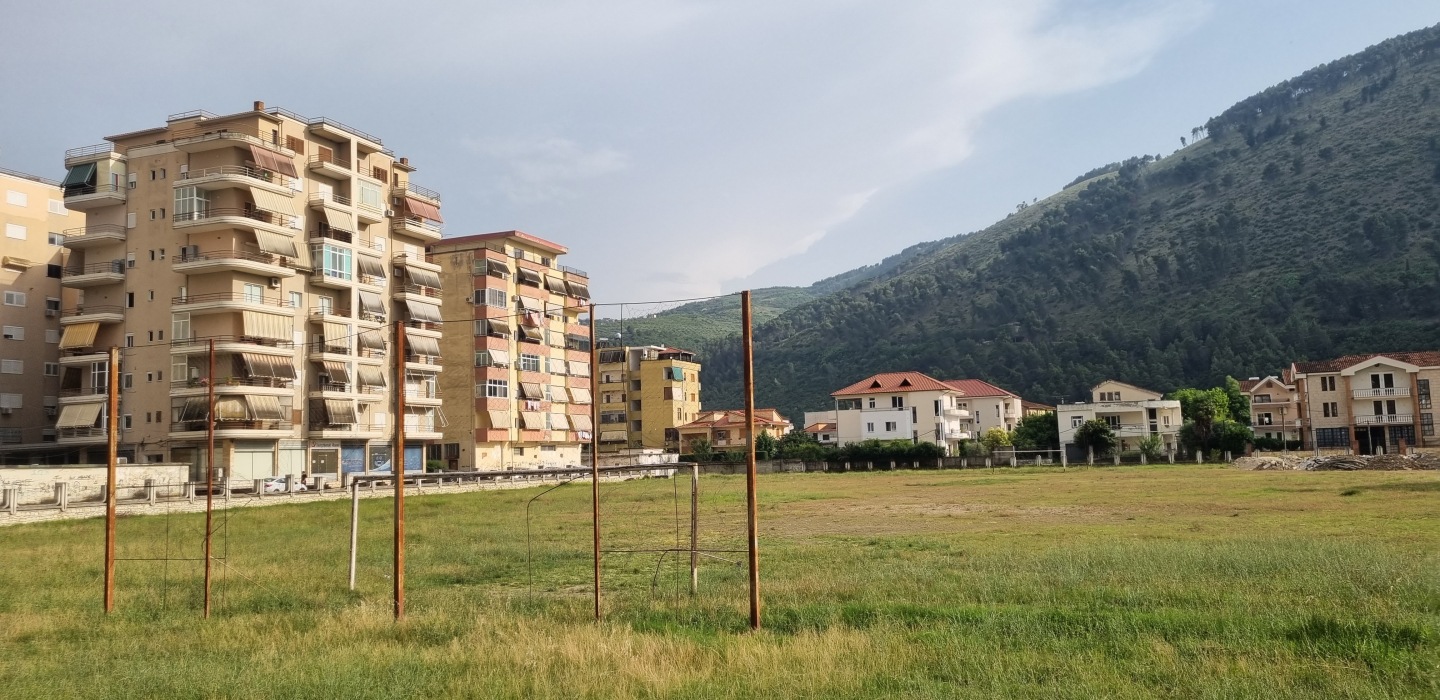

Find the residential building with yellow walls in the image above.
[
  {"left": 676, "top": 409, "right": 792, "bottom": 453},
  {"left": 1290, "top": 351, "right": 1437, "bottom": 454},
  {"left": 0, "top": 165, "right": 82, "bottom": 462},
  {"left": 1239, "top": 374, "right": 1301, "bottom": 443},
  {"left": 49, "top": 102, "right": 445, "bottom": 481},
  {"left": 595, "top": 344, "right": 701, "bottom": 451},
  {"left": 432, "top": 231, "right": 593, "bottom": 470}
]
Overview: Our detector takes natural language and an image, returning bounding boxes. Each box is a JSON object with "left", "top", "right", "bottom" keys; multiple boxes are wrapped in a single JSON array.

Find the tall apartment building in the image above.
[
  {"left": 432, "top": 231, "right": 593, "bottom": 470},
  {"left": 51, "top": 102, "right": 445, "bottom": 480},
  {"left": 0, "top": 166, "right": 82, "bottom": 462},
  {"left": 1239, "top": 374, "right": 1301, "bottom": 443},
  {"left": 595, "top": 344, "right": 702, "bottom": 452},
  {"left": 1291, "top": 352, "right": 1436, "bottom": 454}
]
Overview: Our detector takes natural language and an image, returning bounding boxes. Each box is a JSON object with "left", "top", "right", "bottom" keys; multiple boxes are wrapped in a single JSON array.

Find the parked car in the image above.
[{"left": 261, "top": 477, "right": 306, "bottom": 493}]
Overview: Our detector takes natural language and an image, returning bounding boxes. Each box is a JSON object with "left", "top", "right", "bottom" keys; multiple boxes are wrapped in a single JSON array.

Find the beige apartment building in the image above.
[
  {"left": 596, "top": 344, "right": 702, "bottom": 452},
  {"left": 676, "top": 409, "right": 792, "bottom": 453},
  {"left": 942, "top": 379, "right": 1023, "bottom": 434},
  {"left": 830, "top": 372, "right": 973, "bottom": 452},
  {"left": 1056, "top": 380, "right": 1182, "bottom": 460},
  {"left": 0, "top": 166, "right": 82, "bottom": 462},
  {"left": 432, "top": 231, "right": 593, "bottom": 470},
  {"left": 50, "top": 102, "right": 445, "bottom": 481},
  {"left": 1291, "top": 351, "right": 1437, "bottom": 454},
  {"left": 1239, "top": 374, "right": 1301, "bottom": 443}
]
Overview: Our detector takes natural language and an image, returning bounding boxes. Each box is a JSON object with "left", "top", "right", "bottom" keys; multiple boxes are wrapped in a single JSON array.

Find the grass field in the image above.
[{"left": 2, "top": 464, "right": 1438, "bottom": 698}]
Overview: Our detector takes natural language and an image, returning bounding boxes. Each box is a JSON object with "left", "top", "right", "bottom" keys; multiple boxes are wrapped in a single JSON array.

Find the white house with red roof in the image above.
[{"left": 829, "top": 371, "right": 1036, "bottom": 452}]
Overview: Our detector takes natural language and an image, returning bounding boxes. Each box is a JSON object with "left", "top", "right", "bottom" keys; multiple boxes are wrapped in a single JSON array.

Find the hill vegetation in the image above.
[{"left": 687, "top": 22, "right": 1440, "bottom": 419}]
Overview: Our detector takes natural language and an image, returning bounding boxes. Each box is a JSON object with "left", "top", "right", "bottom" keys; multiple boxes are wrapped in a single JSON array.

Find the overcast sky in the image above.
[{"left": 2, "top": 1, "right": 1437, "bottom": 314}]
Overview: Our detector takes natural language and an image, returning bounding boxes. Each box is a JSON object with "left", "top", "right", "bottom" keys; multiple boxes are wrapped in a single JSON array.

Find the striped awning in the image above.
[
  {"left": 55, "top": 402, "right": 103, "bottom": 428},
  {"left": 249, "top": 144, "right": 299, "bottom": 178},
  {"left": 214, "top": 396, "right": 249, "bottom": 420},
  {"left": 249, "top": 186, "right": 299, "bottom": 217},
  {"left": 569, "top": 387, "right": 593, "bottom": 404},
  {"left": 487, "top": 348, "right": 510, "bottom": 366},
  {"left": 550, "top": 386, "right": 569, "bottom": 403},
  {"left": 320, "top": 360, "right": 350, "bottom": 384},
  {"left": 404, "top": 299, "right": 442, "bottom": 323},
  {"left": 487, "top": 410, "right": 511, "bottom": 429},
  {"left": 544, "top": 276, "right": 567, "bottom": 294},
  {"left": 242, "top": 311, "right": 292, "bottom": 341},
  {"left": 247, "top": 394, "right": 285, "bottom": 420},
  {"left": 179, "top": 396, "right": 209, "bottom": 421},
  {"left": 357, "top": 256, "right": 386, "bottom": 279},
  {"left": 325, "top": 399, "right": 357, "bottom": 424},
  {"left": 405, "top": 330, "right": 440, "bottom": 356},
  {"left": 570, "top": 414, "right": 594, "bottom": 432},
  {"left": 549, "top": 413, "right": 571, "bottom": 431},
  {"left": 322, "top": 322, "right": 350, "bottom": 347},
  {"left": 516, "top": 268, "right": 542, "bottom": 286},
  {"left": 358, "top": 290, "right": 385, "bottom": 314},
  {"left": 599, "top": 430, "right": 627, "bottom": 442},
  {"left": 58, "top": 322, "right": 100, "bottom": 350},
  {"left": 516, "top": 326, "right": 543, "bottom": 342},
  {"left": 517, "top": 295, "right": 543, "bottom": 312},
  {"left": 403, "top": 196, "right": 443, "bottom": 223},
  {"left": 318, "top": 206, "right": 354, "bottom": 231},
  {"left": 487, "top": 317, "right": 512, "bottom": 335},
  {"left": 486, "top": 259, "right": 511, "bottom": 276},
  {"left": 566, "top": 281, "right": 590, "bottom": 299},
  {"left": 254, "top": 230, "right": 298, "bottom": 257},
  {"left": 404, "top": 266, "right": 442, "bottom": 289},
  {"left": 519, "top": 412, "right": 544, "bottom": 430},
  {"left": 357, "top": 329, "right": 386, "bottom": 350},
  {"left": 519, "top": 382, "right": 544, "bottom": 400},
  {"left": 357, "top": 364, "right": 386, "bottom": 388}
]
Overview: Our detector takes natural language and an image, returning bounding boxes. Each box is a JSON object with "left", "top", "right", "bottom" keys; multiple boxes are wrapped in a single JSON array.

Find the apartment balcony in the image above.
[
  {"left": 1355, "top": 414, "right": 1413, "bottom": 425},
  {"left": 178, "top": 165, "right": 294, "bottom": 196},
  {"left": 355, "top": 200, "right": 384, "bottom": 224},
  {"left": 392, "top": 252, "right": 439, "bottom": 272},
  {"left": 61, "top": 183, "right": 126, "bottom": 211},
  {"left": 1250, "top": 396, "right": 1296, "bottom": 405},
  {"left": 309, "top": 267, "right": 355, "bottom": 291},
  {"left": 168, "top": 123, "right": 297, "bottom": 159},
  {"left": 307, "top": 381, "right": 380, "bottom": 401},
  {"left": 58, "top": 351, "right": 108, "bottom": 366},
  {"left": 61, "top": 224, "right": 126, "bottom": 249},
  {"left": 57, "top": 426, "right": 108, "bottom": 445},
  {"left": 404, "top": 355, "right": 442, "bottom": 372},
  {"left": 943, "top": 408, "right": 971, "bottom": 419},
  {"left": 307, "top": 153, "right": 351, "bottom": 180},
  {"left": 57, "top": 387, "right": 108, "bottom": 404},
  {"left": 171, "top": 292, "right": 296, "bottom": 317},
  {"left": 307, "top": 421, "right": 384, "bottom": 440},
  {"left": 169, "top": 335, "right": 296, "bottom": 357},
  {"left": 393, "top": 283, "right": 442, "bottom": 305},
  {"left": 169, "top": 377, "right": 294, "bottom": 398},
  {"left": 394, "top": 181, "right": 441, "bottom": 205},
  {"left": 308, "top": 191, "right": 353, "bottom": 211},
  {"left": 64, "top": 143, "right": 124, "bottom": 167},
  {"left": 169, "top": 419, "right": 296, "bottom": 440},
  {"left": 172, "top": 249, "right": 298, "bottom": 278},
  {"left": 403, "top": 385, "right": 443, "bottom": 406},
  {"left": 305, "top": 117, "right": 384, "bottom": 154},
  {"left": 172, "top": 208, "right": 296, "bottom": 237},
  {"left": 308, "top": 306, "right": 355, "bottom": 326},
  {"left": 60, "top": 305, "right": 125, "bottom": 326},
  {"left": 391, "top": 216, "right": 442, "bottom": 242},
  {"left": 1353, "top": 387, "right": 1410, "bottom": 399},
  {"left": 61, "top": 261, "right": 126, "bottom": 288}
]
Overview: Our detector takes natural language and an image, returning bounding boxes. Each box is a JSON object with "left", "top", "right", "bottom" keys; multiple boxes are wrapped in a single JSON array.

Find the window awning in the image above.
[
  {"left": 570, "top": 414, "right": 594, "bottom": 432},
  {"left": 516, "top": 268, "right": 542, "bottom": 286},
  {"left": 358, "top": 290, "right": 385, "bottom": 314},
  {"left": 517, "top": 326, "right": 543, "bottom": 342},
  {"left": 487, "top": 317, "right": 512, "bottom": 335},
  {"left": 519, "top": 412, "right": 544, "bottom": 430},
  {"left": 325, "top": 399, "right": 358, "bottom": 424},
  {"left": 545, "top": 276, "right": 567, "bottom": 294},
  {"left": 520, "top": 382, "right": 544, "bottom": 400},
  {"left": 517, "top": 295, "right": 543, "bottom": 312},
  {"left": 249, "top": 186, "right": 299, "bottom": 217},
  {"left": 404, "top": 330, "right": 440, "bottom": 356},
  {"left": 61, "top": 162, "right": 97, "bottom": 188},
  {"left": 405, "top": 299, "right": 442, "bottom": 323},
  {"left": 549, "top": 413, "right": 570, "bottom": 430},
  {"left": 320, "top": 360, "right": 351, "bottom": 384},
  {"left": 569, "top": 387, "right": 593, "bottom": 404},
  {"left": 566, "top": 281, "right": 590, "bottom": 299},
  {"left": 242, "top": 311, "right": 292, "bottom": 341},
  {"left": 254, "top": 230, "right": 298, "bottom": 257},
  {"left": 404, "top": 266, "right": 442, "bottom": 289},
  {"left": 249, "top": 144, "right": 299, "bottom": 178},
  {"left": 270, "top": 356, "right": 297, "bottom": 380},
  {"left": 240, "top": 353, "right": 274, "bottom": 378},
  {"left": 215, "top": 397, "right": 249, "bottom": 420},
  {"left": 247, "top": 394, "right": 285, "bottom": 420},
  {"left": 488, "top": 348, "right": 511, "bottom": 365},
  {"left": 318, "top": 206, "right": 355, "bottom": 231},
  {"left": 58, "top": 322, "right": 100, "bottom": 350},
  {"left": 178, "top": 396, "right": 209, "bottom": 422},
  {"left": 322, "top": 322, "right": 350, "bottom": 347},
  {"left": 56, "top": 402, "right": 103, "bottom": 428},
  {"left": 357, "top": 329, "right": 386, "bottom": 350},
  {"left": 550, "top": 386, "right": 569, "bottom": 403},
  {"left": 357, "top": 257, "right": 386, "bottom": 279},
  {"left": 486, "top": 259, "right": 511, "bottom": 276},
  {"left": 600, "top": 430, "right": 627, "bottom": 442},
  {"left": 568, "top": 360, "right": 590, "bottom": 377},
  {"left": 357, "top": 364, "right": 386, "bottom": 388},
  {"left": 403, "top": 196, "right": 443, "bottom": 222},
  {"left": 3, "top": 257, "right": 35, "bottom": 269},
  {"left": 487, "top": 410, "right": 512, "bottom": 429}
]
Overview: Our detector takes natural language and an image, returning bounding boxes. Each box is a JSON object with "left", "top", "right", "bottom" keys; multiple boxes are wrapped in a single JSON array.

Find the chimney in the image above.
[
  {"left": 254, "top": 101, "right": 265, "bottom": 112},
  {"left": 399, "top": 157, "right": 409, "bottom": 166}
]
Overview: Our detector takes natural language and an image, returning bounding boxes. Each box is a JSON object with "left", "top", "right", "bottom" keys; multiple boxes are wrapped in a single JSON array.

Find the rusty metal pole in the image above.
[
  {"left": 690, "top": 463, "right": 698, "bottom": 595},
  {"left": 741, "top": 290, "right": 760, "bottom": 631},
  {"left": 394, "top": 323, "right": 406, "bottom": 620},
  {"left": 203, "top": 338, "right": 215, "bottom": 618},
  {"left": 589, "top": 302, "right": 601, "bottom": 621},
  {"left": 348, "top": 478, "right": 359, "bottom": 590},
  {"left": 103, "top": 346, "right": 120, "bottom": 613}
]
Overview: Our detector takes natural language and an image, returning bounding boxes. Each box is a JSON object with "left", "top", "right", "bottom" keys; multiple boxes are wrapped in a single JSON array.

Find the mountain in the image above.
[{"left": 688, "top": 23, "right": 1440, "bottom": 420}]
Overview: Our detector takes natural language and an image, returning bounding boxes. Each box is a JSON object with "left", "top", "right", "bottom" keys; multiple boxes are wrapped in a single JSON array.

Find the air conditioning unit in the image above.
[
  {"left": 117, "top": 457, "right": 128, "bottom": 464},
  {"left": 44, "top": 407, "right": 57, "bottom": 416},
  {"left": 384, "top": 209, "right": 395, "bottom": 217},
  {"left": 268, "top": 277, "right": 281, "bottom": 289},
  {"left": 0, "top": 408, "right": 11, "bottom": 415},
  {"left": 45, "top": 309, "right": 57, "bottom": 317}
]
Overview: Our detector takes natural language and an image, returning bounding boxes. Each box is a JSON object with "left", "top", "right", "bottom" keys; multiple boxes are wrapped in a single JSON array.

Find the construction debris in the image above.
[{"left": 1234, "top": 452, "right": 1440, "bottom": 471}]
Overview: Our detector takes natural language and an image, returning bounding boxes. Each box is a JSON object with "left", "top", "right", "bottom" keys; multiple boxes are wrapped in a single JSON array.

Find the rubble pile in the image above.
[{"left": 1235, "top": 452, "right": 1440, "bottom": 471}]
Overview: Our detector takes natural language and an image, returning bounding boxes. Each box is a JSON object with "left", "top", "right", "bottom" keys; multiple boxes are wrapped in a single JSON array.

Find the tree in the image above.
[
  {"left": 690, "top": 437, "right": 714, "bottom": 462},
  {"left": 776, "top": 429, "right": 828, "bottom": 460},
  {"left": 980, "top": 427, "right": 1012, "bottom": 452},
  {"left": 1073, "top": 419, "right": 1118, "bottom": 457},
  {"left": 1137, "top": 433, "right": 1164, "bottom": 461},
  {"left": 1011, "top": 412, "right": 1058, "bottom": 449},
  {"left": 755, "top": 429, "right": 778, "bottom": 460},
  {"left": 1224, "top": 376, "right": 1251, "bottom": 426}
]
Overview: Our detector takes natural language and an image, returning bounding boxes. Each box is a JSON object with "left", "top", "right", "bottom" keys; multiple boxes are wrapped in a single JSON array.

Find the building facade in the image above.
[
  {"left": 51, "top": 102, "right": 445, "bottom": 481},
  {"left": 676, "top": 409, "right": 792, "bottom": 453},
  {"left": 433, "top": 231, "right": 593, "bottom": 470},
  {"left": 941, "top": 379, "right": 1023, "bottom": 435},
  {"left": 1239, "top": 375, "right": 1301, "bottom": 443},
  {"left": 1056, "top": 380, "right": 1182, "bottom": 460},
  {"left": 802, "top": 410, "right": 838, "bottom": 444},
  {"left": 1292, "top": 352, "right": 1437, "bottom": 454},
  {"left": 830, "top": 372, "right": 973, "bottom": 452},
  {"left": 595, "top": 344, "right": 701, "bottom": 452},
  {"left": 0, "top": 166, "right": 82, "bottom": 462}
]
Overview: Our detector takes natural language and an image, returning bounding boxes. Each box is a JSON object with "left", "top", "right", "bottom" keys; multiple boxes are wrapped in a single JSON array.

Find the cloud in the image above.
[{"left": 464, "top": 136, "right": 631, "bottom": 204}]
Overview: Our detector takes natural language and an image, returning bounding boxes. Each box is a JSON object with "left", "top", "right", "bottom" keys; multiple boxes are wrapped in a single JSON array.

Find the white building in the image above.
[{"left": 1056, "top": 380, "right": 1182, "bottom": 460}]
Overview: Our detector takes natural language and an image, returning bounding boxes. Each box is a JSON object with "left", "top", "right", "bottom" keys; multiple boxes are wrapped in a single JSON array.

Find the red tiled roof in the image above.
[
  {"left": 1238, "top": 379, "right": 1261, "bottom": 391},
  {"left": 434, "top": 230, "right": 569, "bottom": 255},
  {"left": 804, "top": 422, "right": 837, "bottom": 433},
  {"left": 942, "top": 379, "right": 1019, "bottom": 398},
  {"left": 831, "top": 371, "right": 953, "bottom": 396},
  {"left": 1292, "top": 351, "right": 1440, "bottom": 374},
  {"left": 1021, "top": 400, "right": 1054, "bottom": 411},
  {"left": 678, "top": 410, "right": 791, "bottom": 430}
]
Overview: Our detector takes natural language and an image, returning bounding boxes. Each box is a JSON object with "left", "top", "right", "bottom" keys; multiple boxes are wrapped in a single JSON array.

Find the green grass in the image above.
[{"left": 2, "top": 465, "right": 1438, "bottom": 698}]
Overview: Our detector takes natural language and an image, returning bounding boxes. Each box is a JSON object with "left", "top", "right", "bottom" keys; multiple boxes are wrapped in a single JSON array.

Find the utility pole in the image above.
[
  {"left": 394, "top": 323, "right": 406, "bottom": 620},
  {"left": 741, "top": 290, "right": 760, "bottom": 631},
  {"left": 589, "top": 301, "right": 601, "bottom": 621},
  {"left": 204, "top": 338, "right": 215, "bottom": 618},
  {"left": 690, "top": 463, "right": 698, "bottom": 595},
  {"left": 103, "top": 346, "right": 119, "bottom": 613},
  {"left": 348, "top": 478, "right": 359, "bottom": 590}
]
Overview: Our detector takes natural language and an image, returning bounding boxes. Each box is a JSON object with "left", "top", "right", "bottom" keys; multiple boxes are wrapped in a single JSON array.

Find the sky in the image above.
[{"left": 2, "top": 1, "right": 1438, "bottom": 315}]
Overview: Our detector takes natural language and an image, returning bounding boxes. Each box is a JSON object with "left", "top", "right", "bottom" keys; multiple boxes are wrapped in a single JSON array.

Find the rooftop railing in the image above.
[
  {"left": 64, "top": 143, "right": 116, "bottom": 159},
  {"left": 398, "top": 181, "right": 441, "bottom": 202}
]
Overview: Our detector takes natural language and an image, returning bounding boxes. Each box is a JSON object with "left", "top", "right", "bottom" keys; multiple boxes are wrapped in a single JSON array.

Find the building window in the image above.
[
  {"left": 313, "top": 244, "right": 352, "bottom": 281},
  {"left": 1419, "top": 379, "right": 1432, "bottom": 410},
  {"left": 865, "top": 422, "right": 874, "bottom": 432},
  {"left": 48, "top": 232, "right": 64, "bottom": 246},
  {"left": 5, "top": 189, "right": 26, "bottom": 207},
  {"left": 243, "top": 284, "right": 264, "bottom": 304},
  {"left": 1315, "top": 427, "right": 1350, "bottom": 448},
  {"left": 44, "top": 363, "right": 58, "bottom": 376},
  {"left": 884, "top": 421, "right": 897, "bottom": 431},
  {"left": 1104, "top": 415, "right": 1121, "bottom": 428},
  {"left": 891, "top": 396, "right": 903, "bottom": 408},
  {"left": 289, "top": 291, "right": 303, "bottom": 308},
  {"left": 125, "top": 334, "right": 134, "bottom": 347},
  {"left": 520, "top": 354, "right": 541, "bottom": 372},
  {"left": 837, "top": 399, "right": 861, "bottom": 410},
  {"left": 0, "top": 360, "right": 22, "bottom": 374},
  {"left": 1, "top": 326, "right": 22, "bottom": 340},
  {"left": 514, "top": 447, "right": 525, "bottom": 456},
  {"left": 5, "top": 223, "right": 26, "bottom": 240},
  {"left": 172, "top": 312, "right": 190, "bottom": 340},
  {"left": 867, "top": 398, "right": 875, "bottom": 409},
  {"left": 600, "top": 411, "right": 626, "bottom": 424},
  {"left": 1071, "top": 416, "right": 1084, "bottom": 428},
  {"left": 486, "top": 379, "right": 509, "bottom": 398},
  {"left": 1422, "top": 413, "right": 1434, "bottom": 437},
  {"left": 3, "top": 291, "right": 24, "bottom": 307},
  {"left": 479, "top": 288, "right": 507, "bottom": 309}
]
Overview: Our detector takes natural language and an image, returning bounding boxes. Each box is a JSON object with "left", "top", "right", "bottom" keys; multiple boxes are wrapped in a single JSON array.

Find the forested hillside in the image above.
[{"left": 696, "top": 23, "right": 1440, "bottom": 419}]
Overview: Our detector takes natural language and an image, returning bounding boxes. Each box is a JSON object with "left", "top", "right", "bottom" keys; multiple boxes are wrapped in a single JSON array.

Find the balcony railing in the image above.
[
  {"left": 62, "top": 305, "right": 125, "bottom": 318},
  {"left": 63, "top": 183, "right": 125, "bottom": 198},
  {"left": 403, "top": 320, "right": 442, "bottom": 331},
  {"left": 181, "top": 165, "right": 293, "bottom": 189},
  {"left": 313, "top": 381, "right": 354, "bottom": 394},
  {"left": 560, "top": 265, "right": 589, "bottom": 278},
  {"left": 309, "top": 153, "right": 351, "bottom": 170},
  {"left": 172, "top": 292, "right": 290, "bottom": 308},
  {"left": 64, "top": 143, "right": 116, "bottom": 159},
  {"left": 399, "top": 283, "right": 441, "bottom": 298},
  {"left": 393, "top": 252, "right": 435, "bottom": 265},
  {"left": 398, "top": 181, "right": 441, "bottom": 202},
  {"left": 302, "top": 115, "right": 384, "bottom": 146},
  {"left": 311, "top": 226, "right": 355, "bottom": 244},
  {"left": 58, "top": 386, "right": 108, "bottom": 398},
  {"left": 168, "top": 123, "right": 289, "bottom": 151},
  {"left": 177, "top": 249, "right": 294, "bottom": 268},
  {"left": 174, "top": 207, "right": 293, "bottom": 228},
  {"left": 172, "top": 419, "right": 293, "bottom": 433},
  {"left": 1353, "top": 388, "right": 1410, "bottom": 398},
  {"left": 57, "top": 426, "right": 107, "bottom": 439},
  {"left": 171, "top": 377, "right": 293, "bottom": 390},
  {"left": 310, "top": 306, "right": 352, "bottom": 318},
  {"left": 63, "top": 261, "right": 126, "bottom": 277},
  {"left": 358, "top": 273, "right": 386, "bottom": 287},
  {"left": 171, "top": 335, "right": 294, "bottom": 350},
  {"left": 1355, "top": 414, "right": 1413, "bottom": 425},
  {"left": 393, "top": 216, "right": 442, "bottom": 234},
  {"left": 404, "top": 386, "right": 442, "bottom": 400},
  {"left": 1250, "top": 397, "right": 1294, "bottom": 405},
  {"left": 308, "top": 421, "right": 366, "bottom": 432},
  {"left": 311, "top": 267, "right": 353, "bottom": 282},
  {"left": 404, "top": 354, "right": 441, "bottom": 366},
  {"left": 61, "top": 224, "right": 126, "bottom": 241},
  {"left": 309, "top": 191, "right": 352, "bottom": 207}
]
